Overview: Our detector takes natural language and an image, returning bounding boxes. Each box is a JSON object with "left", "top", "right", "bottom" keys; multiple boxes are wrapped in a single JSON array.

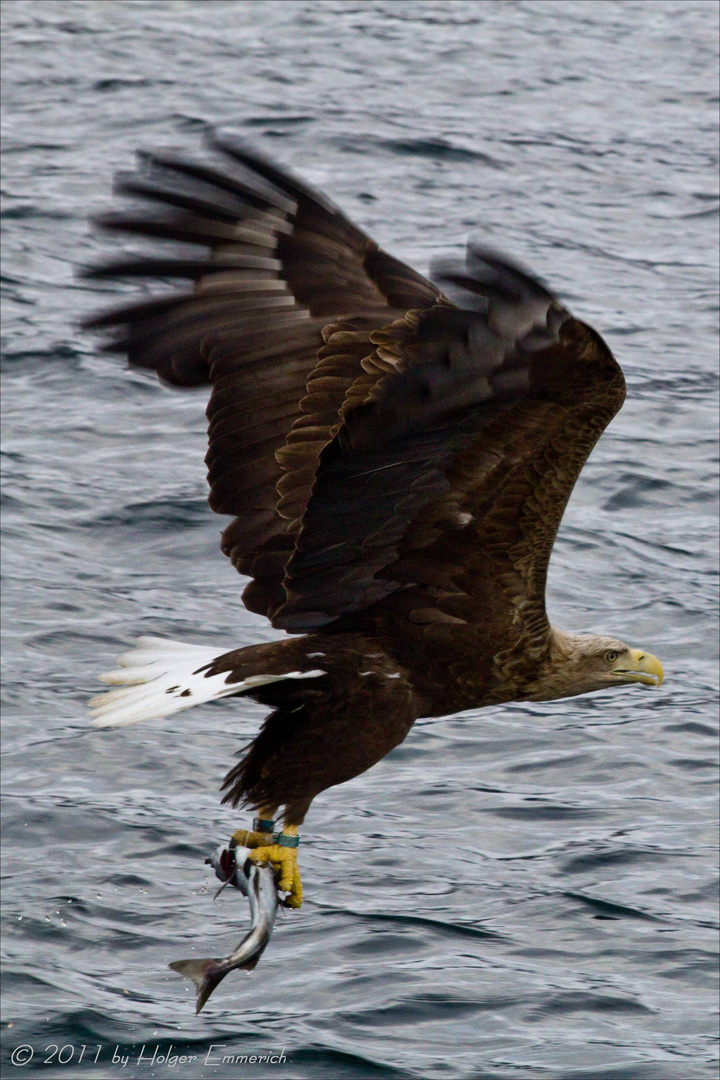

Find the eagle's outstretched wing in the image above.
[
  {"left": 84, "top": 135, "right": 440, "bottom": 617},
  {"left": 86, "top": 141, "right": 624, "bottom": 662},
  {"left": 275, "top": 248, "right": 625, "bottom": 676}
]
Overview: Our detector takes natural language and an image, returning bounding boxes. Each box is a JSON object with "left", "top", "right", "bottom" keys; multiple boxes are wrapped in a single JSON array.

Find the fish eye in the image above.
[{"left": 605, "top": 650, "right": 618, "bottom": 663}]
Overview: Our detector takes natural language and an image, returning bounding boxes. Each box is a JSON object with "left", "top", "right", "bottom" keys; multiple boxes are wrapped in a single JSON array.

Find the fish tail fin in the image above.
[{"left": 169, "top": 957, "right": 228, "bottom": 1014}]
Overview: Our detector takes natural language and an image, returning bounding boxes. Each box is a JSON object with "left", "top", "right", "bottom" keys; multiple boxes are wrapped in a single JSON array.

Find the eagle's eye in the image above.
[{"left": 604, "top": 649, "right": 619, "bottom": 663}]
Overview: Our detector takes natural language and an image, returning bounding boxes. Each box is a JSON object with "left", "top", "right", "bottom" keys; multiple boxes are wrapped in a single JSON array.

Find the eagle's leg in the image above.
[
  {"left": 247, "top": 823, "right": 302, "bottom": 908},
  {"left": 231, "top": 811, "right": 303, "bottom": 908},
  {"left": 219, "top": 639, "right": 422, "bottom": 910}
]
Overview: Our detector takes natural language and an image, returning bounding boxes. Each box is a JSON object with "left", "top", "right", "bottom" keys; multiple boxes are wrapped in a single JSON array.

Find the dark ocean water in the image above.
[{"left": 2, "top": 2, "right": 718, "bottom": 1078}]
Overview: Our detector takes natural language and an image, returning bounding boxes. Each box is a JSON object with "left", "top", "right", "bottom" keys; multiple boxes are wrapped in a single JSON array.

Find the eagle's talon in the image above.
[
  {"left": 247, "top": 843, "right": 302, "bottom": 907},
  {"left": 283, "top": 865, "right": 303, "bottom": 908}
]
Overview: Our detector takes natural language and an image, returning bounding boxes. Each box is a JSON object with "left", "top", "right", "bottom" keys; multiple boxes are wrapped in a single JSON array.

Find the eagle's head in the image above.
[{"left": 528, "top": 630, "right": 664, "bottom": 701}]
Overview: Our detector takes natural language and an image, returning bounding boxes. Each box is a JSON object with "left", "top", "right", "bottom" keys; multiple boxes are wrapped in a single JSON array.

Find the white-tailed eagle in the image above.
[{"left": 86, "top": 136, "right": 663, "bottom": 907}]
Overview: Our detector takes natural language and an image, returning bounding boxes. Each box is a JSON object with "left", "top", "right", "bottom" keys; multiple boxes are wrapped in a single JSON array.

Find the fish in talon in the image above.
[{"left": 170, "top": 847, "right": 279, "bottom": 1013}]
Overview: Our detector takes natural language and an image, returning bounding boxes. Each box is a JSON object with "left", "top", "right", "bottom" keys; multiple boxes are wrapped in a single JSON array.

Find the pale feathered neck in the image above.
[{"left": 523, "top": 627, "right": 617, "bottom": 702}]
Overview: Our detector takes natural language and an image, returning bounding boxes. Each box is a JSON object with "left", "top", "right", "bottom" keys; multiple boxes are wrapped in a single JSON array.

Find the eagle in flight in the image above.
[{"left": 87, "top": 135, "right": 663, "bottom": 908}]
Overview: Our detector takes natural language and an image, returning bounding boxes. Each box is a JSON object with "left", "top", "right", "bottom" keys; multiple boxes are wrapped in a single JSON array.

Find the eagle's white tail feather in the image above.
[{"left": 89, "top": 636, "right": 325, "bottom": 729}]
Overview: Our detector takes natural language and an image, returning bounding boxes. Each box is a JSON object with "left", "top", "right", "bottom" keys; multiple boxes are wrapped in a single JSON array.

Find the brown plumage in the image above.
[{"left": 87, "top": 136, "right": 662, "bottom": 874}]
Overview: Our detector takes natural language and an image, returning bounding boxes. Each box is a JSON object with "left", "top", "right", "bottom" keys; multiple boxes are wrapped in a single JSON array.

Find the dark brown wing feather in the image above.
[
  {"left": 371, "top": 322, "right": 624, "bottom": 712},
  {"left": 274, "top": 248, "right": 625, "bottom": 663},
  {"left": 84, "top": 136, "right": 441, "bottom": 616}
]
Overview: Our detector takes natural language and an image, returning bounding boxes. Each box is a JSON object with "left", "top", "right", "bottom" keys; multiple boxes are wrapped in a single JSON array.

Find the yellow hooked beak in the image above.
[{"left": 617, "top": 648, "right": 664, "bottom": 688}]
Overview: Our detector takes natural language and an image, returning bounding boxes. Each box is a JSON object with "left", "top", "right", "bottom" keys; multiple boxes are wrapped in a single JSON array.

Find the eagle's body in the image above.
[{"left": 87, "top": 137, "right": 662, "bottom": 905}]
